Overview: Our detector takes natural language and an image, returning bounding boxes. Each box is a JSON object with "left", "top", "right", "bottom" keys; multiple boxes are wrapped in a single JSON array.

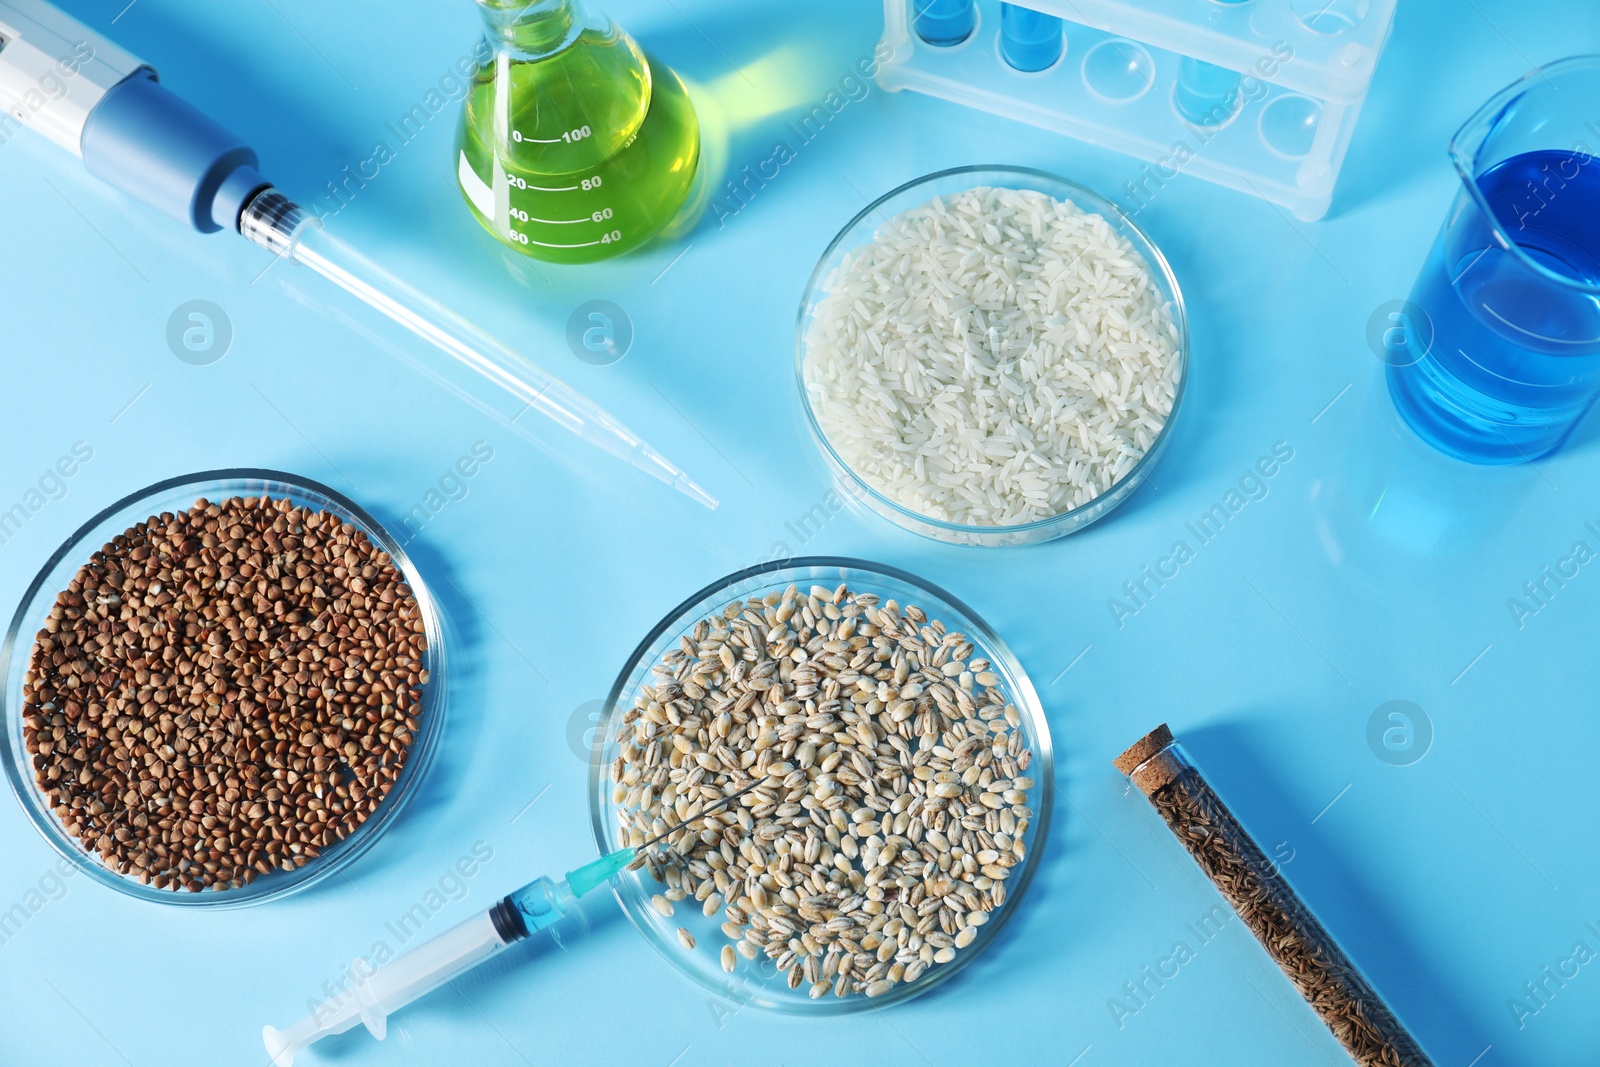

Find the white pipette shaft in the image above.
[{"left": 241, "top": 190, "right": 717, "bottom": 510}]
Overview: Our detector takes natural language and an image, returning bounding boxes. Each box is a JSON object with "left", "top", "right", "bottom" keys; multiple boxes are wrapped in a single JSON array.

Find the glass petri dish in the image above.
[
  {"left": 796, "top": 165, "right": 1190, "bottom": 547},
  {"left": 0, "top": 469, "right": 448, "bottom": 908},
  {"left": 589, "top": 557, "right": 1053, "bottom": 1014}
]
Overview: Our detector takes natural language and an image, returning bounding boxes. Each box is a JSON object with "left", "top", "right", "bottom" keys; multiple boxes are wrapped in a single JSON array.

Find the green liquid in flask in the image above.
[{"left": 457, "top": 1, "right": 700, "bottom": 265}]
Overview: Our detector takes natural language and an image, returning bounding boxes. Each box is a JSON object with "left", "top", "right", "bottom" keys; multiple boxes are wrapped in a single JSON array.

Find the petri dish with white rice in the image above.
[{"left": 796, "top": 166, "right": 1188, "bottom": 546}]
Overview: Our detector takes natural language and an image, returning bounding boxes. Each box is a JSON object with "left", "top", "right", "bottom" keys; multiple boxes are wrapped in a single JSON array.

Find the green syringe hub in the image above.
[{"left": 565, "top": 848, "right": 635, "bottom": 898}]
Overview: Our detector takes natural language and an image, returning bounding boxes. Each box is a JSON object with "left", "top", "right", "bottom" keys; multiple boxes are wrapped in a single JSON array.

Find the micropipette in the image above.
[
  {"left": 0, "top": 0, "right": 717, "bottom": 510},
  {"left": 261, "top": 780, "right": 760, "bottom": 1067}
]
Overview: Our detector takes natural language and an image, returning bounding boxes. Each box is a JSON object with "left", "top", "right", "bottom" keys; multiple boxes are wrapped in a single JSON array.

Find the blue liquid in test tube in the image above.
[
  {"left": 1175, "top": 56, "right": 1242, "bottom": 126},
  {"left": 999, "top": 4, "right": 1063, "bottom": 72},
  {"left": 1175, "top": 0, "right": 1249, "bottom": 125},
  {"left": 913, "top": 0, "right": 976, "bottom": 46}
]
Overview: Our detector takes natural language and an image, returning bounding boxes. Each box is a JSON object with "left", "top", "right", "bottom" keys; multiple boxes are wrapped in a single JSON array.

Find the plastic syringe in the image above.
[
  {"left": 262, "top": 780, "right": 760, "bottom": 1066},
  {"left": 0, "top": 0, "right": 716, "bottom": 510}
]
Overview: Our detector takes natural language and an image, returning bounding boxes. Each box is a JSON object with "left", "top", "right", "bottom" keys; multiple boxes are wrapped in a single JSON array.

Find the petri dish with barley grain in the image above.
[{"left": 589, "top": 557, "right": 1053, "bottom": 1013}]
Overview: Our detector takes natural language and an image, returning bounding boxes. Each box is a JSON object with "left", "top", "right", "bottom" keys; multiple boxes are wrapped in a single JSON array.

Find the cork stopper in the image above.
[
  {"left": 1113, "top": 723, "right": 1185, "bottom": 796},
  {"left": 1112, "top": 723, "right": 1172, "bottom": 774}
]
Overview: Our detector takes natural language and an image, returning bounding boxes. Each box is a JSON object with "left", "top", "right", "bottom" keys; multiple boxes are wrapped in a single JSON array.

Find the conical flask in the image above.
[{"left": 456, "top": 0, "right": 701, "bottom": 264}]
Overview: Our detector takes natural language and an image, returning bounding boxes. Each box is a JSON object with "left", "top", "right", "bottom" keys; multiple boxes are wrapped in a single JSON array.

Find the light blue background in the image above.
[{"left": 1, "top": 1, "right": 1597, "bottom": 1064}]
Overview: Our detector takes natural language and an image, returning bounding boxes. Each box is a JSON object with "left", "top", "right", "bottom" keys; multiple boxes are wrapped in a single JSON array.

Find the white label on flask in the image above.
[{"left": 458, "top": 151, "right": 494, "bottom": 221}]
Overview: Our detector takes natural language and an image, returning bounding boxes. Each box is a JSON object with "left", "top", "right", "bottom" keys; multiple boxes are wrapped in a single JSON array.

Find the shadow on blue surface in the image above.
[
  {"left": 1184, "top": 720, "right": 1491, "bottom": 1066},
  {"left": 1080, "top": 255, "right": 1241, "bottom": 534},
  {"left": 1309, "top": 379, "right": 1544, "bottom": 585},
  {"left": 1329, "top": 0, "right": 1484, "bottom": 220},
  {"left": 341, "top": 511, "right": 487, "bottom": 884},
  {"left": 305, "top": 898, "right": 628, "bottom": 1064},
  {"left": 270, "top": 270, "right": 611, "bottom": 503},
  {"left": 638, "top": 0, "right": 891, "bottom": 242}
]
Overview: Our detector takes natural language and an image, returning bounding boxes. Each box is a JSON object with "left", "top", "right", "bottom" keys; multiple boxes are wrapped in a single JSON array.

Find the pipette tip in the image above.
[
  {"left": 678, "top": 474, "right": 719, "bottom": 511},
  {"left": 626, "top": 439, "right": 719, "bottom": 510}
]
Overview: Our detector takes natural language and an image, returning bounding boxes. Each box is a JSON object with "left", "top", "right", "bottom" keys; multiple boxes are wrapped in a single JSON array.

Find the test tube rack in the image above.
[{"left": 875, "top": 0, "right": 1397, "bottom": 220}]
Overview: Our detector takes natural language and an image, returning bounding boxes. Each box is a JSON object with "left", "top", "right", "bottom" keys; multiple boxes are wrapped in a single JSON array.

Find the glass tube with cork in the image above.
[{"left": 1114, "top": 724, "right": 1436, "bottom": 1067}]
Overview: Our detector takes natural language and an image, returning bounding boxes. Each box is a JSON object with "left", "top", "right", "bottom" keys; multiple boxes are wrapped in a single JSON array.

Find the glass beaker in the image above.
[
  {"left": 1386, "top": 56, "right": 1600, "bottom": 463},
  {"left": 456, "top": 0, "right": 701, "bottom": 264}
]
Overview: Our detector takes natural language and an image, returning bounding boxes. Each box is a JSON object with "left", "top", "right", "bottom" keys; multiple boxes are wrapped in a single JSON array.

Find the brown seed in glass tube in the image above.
[{"left": 1115, "top": 725, "right": 1435, "bottom": 1067}]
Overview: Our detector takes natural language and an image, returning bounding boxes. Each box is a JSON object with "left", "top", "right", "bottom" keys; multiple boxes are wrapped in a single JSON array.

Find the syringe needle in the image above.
[
  {"left": 240, "top": 189, "right": 719, "bottom": 510},
  {"left": 632, "top": 779, "right": 762, "bottom": 852}
]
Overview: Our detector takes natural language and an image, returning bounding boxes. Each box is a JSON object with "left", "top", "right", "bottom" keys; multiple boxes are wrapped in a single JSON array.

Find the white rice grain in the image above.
[{"left": 804, "top": 186, "right": 1180, "bottom": 527}]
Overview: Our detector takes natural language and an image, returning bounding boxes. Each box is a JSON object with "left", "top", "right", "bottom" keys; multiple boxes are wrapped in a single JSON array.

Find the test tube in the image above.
[
  {"left": 1175, "top": 56, "right": 1243, "bottom": 127},
  {"left": 912, "top": 0, "right": 976, "bottom": 46},
  {"left": 999, "top": 4, "right": 1064, "bottom": 73},
  {"left": 1114, "top": 725, "right": 1436, "bottom": 1067}
]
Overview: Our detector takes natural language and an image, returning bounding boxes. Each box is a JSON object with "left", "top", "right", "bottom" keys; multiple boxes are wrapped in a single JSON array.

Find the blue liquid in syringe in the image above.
[{"left": 1388, "top": 150, "right": 1600, "bottom": 462}]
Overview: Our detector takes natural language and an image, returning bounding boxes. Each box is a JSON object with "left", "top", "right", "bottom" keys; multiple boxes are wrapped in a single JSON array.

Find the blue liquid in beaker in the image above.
[{"left": 1387, "top": 150, "right": 1600, "bottom": 462}]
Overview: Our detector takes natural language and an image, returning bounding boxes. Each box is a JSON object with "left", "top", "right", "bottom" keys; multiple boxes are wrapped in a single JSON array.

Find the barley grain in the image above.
[{"left": 613, "top": 584, "right": 1036, "bottom": 998}]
